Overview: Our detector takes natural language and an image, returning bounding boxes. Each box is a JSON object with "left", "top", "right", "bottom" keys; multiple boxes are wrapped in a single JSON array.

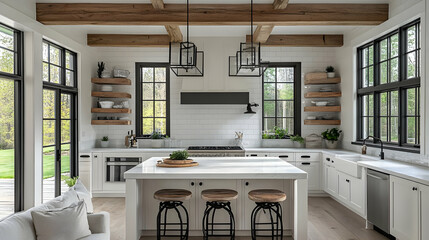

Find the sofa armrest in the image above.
[{"left": 87, "top": 212, "right": 110, "bottom": 235}]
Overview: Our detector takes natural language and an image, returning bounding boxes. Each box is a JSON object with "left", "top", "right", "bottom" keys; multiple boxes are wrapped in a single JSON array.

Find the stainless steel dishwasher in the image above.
[{"left": 367, "top": 169, "right": 390, "bottom": 234}]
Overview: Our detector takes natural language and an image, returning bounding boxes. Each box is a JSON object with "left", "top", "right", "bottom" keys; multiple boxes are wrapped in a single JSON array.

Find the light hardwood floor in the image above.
[{"left": 92, "top": 197, "right": 388, "bottom": 240}]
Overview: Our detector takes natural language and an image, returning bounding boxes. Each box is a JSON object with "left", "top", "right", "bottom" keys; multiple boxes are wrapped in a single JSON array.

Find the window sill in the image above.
[{"left": 351, "top": 141, "right": 420, "bottom": 154}]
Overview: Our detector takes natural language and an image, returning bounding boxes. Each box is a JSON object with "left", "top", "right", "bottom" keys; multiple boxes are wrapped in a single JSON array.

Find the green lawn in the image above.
[{"left": 0, "top": 146, "right": 70, "bottom": 179}]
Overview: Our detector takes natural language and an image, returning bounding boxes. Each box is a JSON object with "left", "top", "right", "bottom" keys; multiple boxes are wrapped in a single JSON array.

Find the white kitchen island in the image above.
[{"left": 124, "top": 157, "right": 308, "bottom": 240}]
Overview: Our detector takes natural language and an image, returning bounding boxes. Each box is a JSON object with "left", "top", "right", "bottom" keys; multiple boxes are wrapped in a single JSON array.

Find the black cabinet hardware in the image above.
[
  {"left": 301, "top": 155, "right": 311, "bottom": 158},
  {"left": 326, "top": 158, "right": 331, "bottom": 162},
  {"left": 250, "top": 154, "right": 257, "bottom": 157},
  {"left": 191, "top": 182, "right": 195, "bottom": 186},
  {"left": 245, "top": 182, "right": 249, "bottom": 186},
  {"left": 346, "top": 179, "right": 350, "bottom": 183},
  {"left": 199, "top": 182, "right": 203, "bottom": 186},
  {"left": 301, "top": 162, "right": 311, "bottom": 165},
  {"left": 412, "top": 187, "right": 418, "bottom": 191},
  {"left": 80, "top": 155, "right": 90, "bottom": 158},
  {"left": 279, "top": 155, "right": 289, "bottom": 158}
]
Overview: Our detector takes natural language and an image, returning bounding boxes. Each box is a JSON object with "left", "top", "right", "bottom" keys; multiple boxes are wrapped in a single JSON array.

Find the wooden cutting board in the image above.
[
  {"left": 157, "top": 162, "right": 199, "bottom": 168},
  {"left": 162, "top": 158, "right": 194, "bottom": 165}
]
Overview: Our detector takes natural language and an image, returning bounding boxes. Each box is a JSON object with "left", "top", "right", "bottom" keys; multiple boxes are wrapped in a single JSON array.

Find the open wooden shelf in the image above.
[
  {"left": 91, "top": 120, "right": 131, "bottom": 125},
  {"left": 92, "top": 91, "right": 131, "bottom": 98},
  {"left": 91, "top": 108, "right": 131, "bottom": 113},
  {"left": 304, "top": 106, "right": 341, "bottom": 112},
  {"left": 305, "top": 92, "right": 342, "bottom": 98},
  {"left": 304, "top": 77, "right": 341, "bottom": 85},
  {"left": 91, "top": 78, "right": 131, "bottom": 85},
  {"left": 304, "top": 120, "right": 341, "bottom": 125}
]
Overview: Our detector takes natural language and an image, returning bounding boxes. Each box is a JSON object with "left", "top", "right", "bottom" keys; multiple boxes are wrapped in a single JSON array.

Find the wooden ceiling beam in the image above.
[
  {"left": 165, "top": 25, "right": 183, "bottom": 42},
  {"left": 36, "top": 3, "right": 388, "bottom": 26},
  {"left": 253, "top": 25, "right": 274, "bottom": 43},
  {"left": 246, "top": 34, "right": 344, "bottom": 47},
  {"left": 273, "top": 0, "right": 289, "bottom": 10},
  {"left": 87, "top": 34, "right": 170, "bottom": 47},
  {"left": 150, "top": 0, "right": 164, "bottom": 9}
]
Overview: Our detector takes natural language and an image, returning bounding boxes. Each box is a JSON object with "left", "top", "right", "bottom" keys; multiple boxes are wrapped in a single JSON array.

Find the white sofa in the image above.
[{"left": 0, "top": 193, "right": 110, "bottom": 240}]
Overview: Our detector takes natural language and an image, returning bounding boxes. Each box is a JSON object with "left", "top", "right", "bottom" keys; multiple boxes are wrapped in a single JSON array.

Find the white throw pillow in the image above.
[
  {"left": 31, "top": 201, "right": 91, "bottom": 240},
  {"left": 73, "top": 179, "right": 94, "bottom": 213},
  {"left": 45, "top": 188, "right": 79, "bottom": 209}
]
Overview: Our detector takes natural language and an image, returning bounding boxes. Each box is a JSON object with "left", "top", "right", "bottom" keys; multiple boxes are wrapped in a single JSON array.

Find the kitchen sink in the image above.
[{"left": 334, "top": 154, "right": 379, "bottom": 178}]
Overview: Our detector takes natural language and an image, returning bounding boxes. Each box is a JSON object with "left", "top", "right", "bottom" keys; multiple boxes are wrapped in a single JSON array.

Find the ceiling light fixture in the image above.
[
  {"left": 229, "top": 0, "right": 263, "bottom": 77},
  {"left": 169, "top": 0, "right": 204, "bottom": 77}
]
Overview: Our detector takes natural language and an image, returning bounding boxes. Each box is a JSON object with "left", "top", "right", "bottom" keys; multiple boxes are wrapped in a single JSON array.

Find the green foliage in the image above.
[
  {"left": 150, "top": 130, "right": 164, "bottom": 139},
  {"left": 321, "top": 128, "right": 342, "bottom": 141},
  {"left": 262, "top": 127, "right": 289, "bottom": 139},
  {"left": 64, "top": 176, "right": 79, "bottom": 187},
  {"left": 326, "top": 66, "right": 334, "bottom": 72},
  {"left": 170, "top": 150, "right": 189, "bottom": 160},
  {"left": 102, "top": 136, "right": 109, "bottom": 141},
  {"left": 290, "top": 135, "right": 305, "bottom": 144}
]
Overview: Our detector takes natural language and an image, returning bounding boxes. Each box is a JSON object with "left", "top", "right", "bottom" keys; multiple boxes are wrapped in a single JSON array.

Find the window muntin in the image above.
[
  {"left": 262, "top": 63, "right": 301, "bottom": 136},
  {"left": 136, "top": 63, "right": 170, "bottom": 137},
  {"left": 357, "top": 19, "right": 420, "bottom": 150},
  {"left": 43, "top": 41, "right": 76, "bottom": 87}
]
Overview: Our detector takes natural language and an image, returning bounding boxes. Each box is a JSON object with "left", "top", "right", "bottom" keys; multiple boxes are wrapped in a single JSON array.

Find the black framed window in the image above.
[
  {"left": 135, "top": 63, "right": 170, "bottom": 137},
  {"left": 0, "top": 23, "right": 24, "bottom": 219},
  {"left": 356, "top": 19, "right": 420, "bottom": 151},
  {"left": 262, "top": 63, "right": 301, "bottom": 136},
  {"left": 42, "top": 40, "right": 78, "bottom": 202}
]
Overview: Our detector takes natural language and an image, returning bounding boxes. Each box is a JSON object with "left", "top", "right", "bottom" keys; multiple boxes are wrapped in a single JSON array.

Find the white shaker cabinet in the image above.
[
  {"left": 92, "top": 153, "right": 103, "bottom": 191},
  {"left": 326, "top": 164, "right": 339, "bottom": 196},
  {"left": 269, "top": 153, "right": 295, "bottom": 165},
  {"left": 390, "top": 176, "right": 419, "bottom": 240},
  {"left": 296, "top": 161, "right": 320, "bottom": 191},
  {"left": 338, "top": 172, "right": 350, "bottom": 202},
  {"left": 420, "top": 183, "right": 429, "bottom": 240}
]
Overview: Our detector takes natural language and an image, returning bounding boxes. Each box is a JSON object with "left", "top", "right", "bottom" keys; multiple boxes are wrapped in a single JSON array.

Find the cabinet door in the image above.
[
  {"left": 326, "top": 166, "right": 338, "bottom": 196},
  {"left": 420, "top": 183, "right": 429, "bottom": 240},
  {"left": 338, "top": 173, "right": 350, "bottom": 202},
  {"left": 349, "top": 176, "right": 364, "bottom": 215},
  {"left": 142, "top": 180, "right": 196, "bottom": 230},
  {"left": 196, "top": 180, "right": 239, "bottom": 231},
  {"left": 91, "top": 153, "right": 102, "bottom": 191},
  {"left": 269, "top": 153, "right": 295, "bottom": 165},
  {"left": 242, "top": 180, "right": 288, "bottom": 230},
  {"left": 390, "top": 176, "right": 419, "bottom": 240},
  {"left": 296, "top": 161, "right": 320, "bottom": 191}
]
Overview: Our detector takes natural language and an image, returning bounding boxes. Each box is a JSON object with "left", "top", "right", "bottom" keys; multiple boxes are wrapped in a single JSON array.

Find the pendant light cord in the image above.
[
  {"left": 187, "top": 0, "right": 189, "bottom": 43},
  {"left": 250, "top": 0, "right": 253, "bottom": 48}
]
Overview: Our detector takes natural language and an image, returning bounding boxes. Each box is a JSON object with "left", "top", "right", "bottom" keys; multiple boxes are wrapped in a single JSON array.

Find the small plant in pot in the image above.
[
  {"left": 321, "top": 128, "right": 342, "bottom": 149},
  {"left": 100, "top": 136, "right": 109, "bottom": 148},
  {"left": 290, "top": 134, "right": 305, "bottom": 148},
  {"left": 169, "top": 150, "right": 189, "bottom": 160},
  {"left": 326, "top": 66, "right": 335, "bottom": 78},
  {"left": 261, "top": 127, "right": 290, "bottom": 147},
  {"left": 149, "top": 130, "right": 164, "bottom": 148}
]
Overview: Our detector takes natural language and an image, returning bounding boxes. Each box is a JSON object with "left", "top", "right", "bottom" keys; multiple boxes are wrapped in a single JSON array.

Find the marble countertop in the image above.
[
  {"left": 358, "top": 160, "right": 429, "bottom": 186},
  {"left": 124, "top": 157, "right": 308, "bottom": 180},
  {"left": 90, "top": 148, "right": 184, "bottom": 153}
]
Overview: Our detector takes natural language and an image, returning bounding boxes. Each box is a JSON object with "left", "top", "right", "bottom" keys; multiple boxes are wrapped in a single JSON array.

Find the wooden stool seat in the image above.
[
  {"left": 154, "top": 189, "right": 192, "bottom": 202},
  {"left": 201, "top": 189, "right": 238, "bottom": 202},
  {"left": 248, "top": 189, "right": 287, "bottom": 203}
]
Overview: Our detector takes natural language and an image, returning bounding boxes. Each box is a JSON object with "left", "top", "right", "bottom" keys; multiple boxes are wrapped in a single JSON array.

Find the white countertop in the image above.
[
  {"left": 358, "top": 160, "right": 429, "bottom": 186},
  {"left": 90, "top": 148, "right": 184, "bottom": 153},
  {"left": 245, "top": 148, "right": 356, "bottom": 155},
  {"left": 124, "top": 157, "right": 308, "bottom": 180}
]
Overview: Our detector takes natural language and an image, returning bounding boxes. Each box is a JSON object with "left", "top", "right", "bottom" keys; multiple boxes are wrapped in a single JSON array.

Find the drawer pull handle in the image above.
[
  {"left": 199, "top": 182, "right": 203, "bottom": 186},
  {"left": 412, "top": 187, "right": 418, "bottom": 191},
  {"left": 191, "top": 182, "right": 195, "bottom": 186},
  {"left": 279, "top": 155, "right": 289, "bottom": 158},
  {"left": 326, "top": 158, "right": 331, "bottom": 161},
  {"left": 301, "top": 162, "right": 311, "bottom": 165},
  {"left": 346, "top": 179, "right": 350, "bottom": 183},
  {"left": 80, "top": 155, "right": 90, "bottom": 158},
  {"left": 245, "top": 182, "right": 249, "bottom": 186},
  {"left": 250, "top": 154, "right": 257, "bottom": 157},
  {"left": 301, "top": 155, "right": 311, "bottom": 158}
]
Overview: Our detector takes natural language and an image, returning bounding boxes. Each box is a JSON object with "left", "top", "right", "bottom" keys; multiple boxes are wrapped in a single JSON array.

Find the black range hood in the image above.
[{"left": 181, "top": 92, "right": 249, "bottom": 104}]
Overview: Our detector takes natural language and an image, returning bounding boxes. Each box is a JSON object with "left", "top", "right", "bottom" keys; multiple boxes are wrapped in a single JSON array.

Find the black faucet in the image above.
[{"left": 363, "top": 135, "right": 384, "bottom": 159}]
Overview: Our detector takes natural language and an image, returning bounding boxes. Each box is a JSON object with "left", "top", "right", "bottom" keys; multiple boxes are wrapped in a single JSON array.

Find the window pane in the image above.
[
  {"left": 43, "top": 42, "right": 49, "bottom": 62},
  {"left": 65, "top": 52, "right": 74, "bottom": 70},
  {"left": 43, "top": 89, "right": 55, "bottom": 118},
  {"left": 61, "top": 94, "right": 71, "bottom": 119},
  {"left": 43, "top": 63, "right": 49, "bottom": 82},
  {"left": 277, "top": 68, "right": 293, "bottom": 82},
  {"left": 264, "top": 68, "right": 275, "bottom": 82},
  {"left": 66, "top": 70, "right": 74, "bottom": 87},
  {"left": 368, "top": 95, "right": 374, "bottom": 116},
  {"left": 263, "top": 118, "right": 275, "bottom": 132},
  {"left": 276, "top": 118, "right": 293, "bottom": 135},
  {"left": 50, "top": 65, "right": 61, "bottom": 84},
  {"left": 142, "top": 101, "right": 153, "bottom": 117},
  {"left": 407, "top": 117, "right": 416, "bottom": 144},
  {"left": 407, "top": 25, "right": 416, "bottom": 52},
  {"left": 407, "top": 52, "right": 416, "bottom": 79},
  {"left": 49, "top": 46, "right": 61, "bottom": 65},
  {"left": 391, "top": 91, "right": 398, "bottom": 116},
  {"left": 43, "top": 147, "right": 55, "bottom": 203},
  {"left": 391, "top": 117, "right": 398, "bottom": 143},
  {"left": 277, "top": 101, "right": 293, "bottom": 118},
  {"left": 142, "top": 118, "right": 154, "bottom": 135},
  {"left": 43, "top": 120, "right": 56, "bottom": 146},
  {"left": 155, "top": 101, "right": 166, "bottom": 117},
  {"left": 264, "top": 83, "right": 275, "bottom": 100},
  {"left": 368, "top": 66, "right": 374, "bottom": 86},
  {"left": 277, "top": 83, "right": 293, "bottom": 100},
  {"left": 380, "top": 117, "right": 388, "bottom": 141},
  {"left": 362, "top": 68, "right": 368, "bottom": 87},
  {"left": 60, "top": 144, "right": 70, "bottom": 195},
  {"left": 363, "top": 48, "right": 368, "bottom": 67},
  {"left": 142, "top": 83, "right": 153, "bottom": 100},
  {"left": 362, "top": 95, "right": 368, "bottom": 116},
  {"left": 390, "top": 34, "right": 399, "bottom": 57},
  {"left": 0, "top": 48, "right": 14, "bottom": 74},
  {"left": 362, "top": 117, "right": 368, "bottom": 139},
  {"left": 143, "top": 68, "right": 153, "bottom": 82},
  {"left": 368, "top": 117, "right": 374, "bottom": 137},
  {"left": 380, "top": 61, "right": 388, "bottom": 84},
  {"left": 155, "top": 68, "right": 166, "bottom": 82},
  {"left": 407, "top": 88, "right": 416, "bottom": 115},
  {"left": 0, "top": 78, "right": 14, "bottom": 218},
  {"left": 380, "top": 39, "right": 388, "bottom": 61},
  {"left": 390, "top": 58, "right": 398, "bottom": 82},
  {"left": 155, "top": 118, "right": 166, "bottom": 134},
  {"left": 61, "top": 120, "right": 70, "bottom": 143},
  {"left": 264, "top": 101, "right": 275, "bottom": 117},
  {"left": 368, "top": 46, "right": 374, "bottom": 65},
  {"left": 0, "top": 26, "right": 14, "bottom": 50},
  {"left": 154, "top": 83, "right": 166, "bottom": 100},
  {"left": 380, "top": 92, "right": 388, "bottom": 116}
]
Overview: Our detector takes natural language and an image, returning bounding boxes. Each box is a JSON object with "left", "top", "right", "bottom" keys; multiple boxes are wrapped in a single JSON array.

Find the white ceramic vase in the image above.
[
  {"left": 293, "top": 142, "right": 305, "bottom": 148},
  {"left": 100, "top": 141, "right": 109, "bottom": 148},
  {"left": 327, "top": 72, "right": 335, "bottom": 78},
  {"left": 325, "top": 140, "right": 339, "bottom": 149}
]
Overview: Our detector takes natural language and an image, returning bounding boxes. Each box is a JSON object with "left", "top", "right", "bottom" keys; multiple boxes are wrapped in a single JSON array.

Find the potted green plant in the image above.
[
  {"left": 261, "top": 127, "right": 293, "bottom": 148},
  {"left": 139, "top": 130, "right": 165, "bottom": 148},
  {"left": 100, "top": 136, "right": 109, "bottom": 148},
  {"left": 321, "top": 128, "right": 342, "bottom": 149},
  {"left": 169, "top": 150, "right": 189, "bottom": 160},
  {"left": 290, "top": 134, "right": 305, "bottom": 148},
  {"left": 326, "top": 66, "right": 335, "bottom": 78},
  {"left": 64, "top": 176, "right": 79, "bottom": 187}
]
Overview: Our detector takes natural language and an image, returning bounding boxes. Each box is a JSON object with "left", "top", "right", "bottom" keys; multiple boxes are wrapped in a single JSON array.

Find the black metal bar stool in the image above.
[
  {"left": 201, "top": 189, "right": 238, "bottom": 240},
  {"left": 248, "top": 189, "right": 287, "bottom": 240},
  {"left": 154, "top": 189, "right": 192, "bottom": 240}
]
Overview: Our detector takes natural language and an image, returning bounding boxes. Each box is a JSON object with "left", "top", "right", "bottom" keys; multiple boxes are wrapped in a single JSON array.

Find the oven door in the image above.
[{"left": 105, "top": 157, "right": 142, "bottom": 182}]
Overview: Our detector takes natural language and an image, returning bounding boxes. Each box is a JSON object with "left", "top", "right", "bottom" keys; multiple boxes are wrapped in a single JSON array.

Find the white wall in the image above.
[
  {"left": 90, "top": 37, "right": 336, "bottom": 147},
  {"left": 336, "top": 0, "right": 428, "bottom": 165}
]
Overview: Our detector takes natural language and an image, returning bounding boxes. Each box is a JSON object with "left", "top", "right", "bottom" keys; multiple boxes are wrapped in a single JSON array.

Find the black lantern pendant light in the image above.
[
  {"left": 169, "top": 0, "right": 204, "bottom": 77},
  {"left": 229, "top": 0, "right": 262, "bottom": 77}
]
